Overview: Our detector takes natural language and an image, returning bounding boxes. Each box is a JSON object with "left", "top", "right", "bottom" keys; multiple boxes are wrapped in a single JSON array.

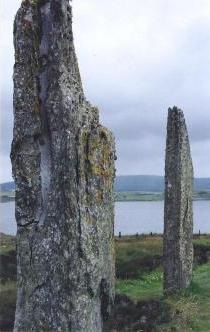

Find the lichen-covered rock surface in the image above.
[
  {"left": 11, "top": 1, "right": 115, "bottom": 331},
  {"left": 163, "top": 107, "right": 193, "bottom": 295}
]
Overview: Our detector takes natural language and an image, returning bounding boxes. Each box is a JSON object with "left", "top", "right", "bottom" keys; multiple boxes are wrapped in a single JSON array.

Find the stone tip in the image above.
[
  {"left": 168, "top": 106, "right": 185, "bottom": 122},
  {"left": 168, "top": 106, "right": 183, "bottom": 114}
]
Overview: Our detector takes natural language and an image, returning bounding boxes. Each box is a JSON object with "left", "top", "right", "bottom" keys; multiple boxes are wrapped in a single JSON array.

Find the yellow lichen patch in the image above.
[
  {"left": 86, "top": 213, "right": 97, "bottom": 226},
  {"left": 95, "top": 190, "right": 103, "bottom": 204},
  {"left": 85, "top": 192, "right": 92, "bottom": 206},
  {"left": 80, "top": 126, "right": 115, "bottom": 206},
  {"left": 99, "top": 126, "right": 110, "bottom": 140},
  {"left": 81, "top": 129, "right": 89, "bottom": 146},
  {"left": 87, "top": 131, "right": 114, "bottom": 178},
  {"left": 90, "top": 164, "right": 112, "bottom": 178}
]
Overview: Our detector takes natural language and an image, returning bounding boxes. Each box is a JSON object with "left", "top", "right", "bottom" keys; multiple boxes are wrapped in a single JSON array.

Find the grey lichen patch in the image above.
[
  {"left": 163, "top": 106, "right": 193, "bottom": 295},
  {"left": 12, "top": 0, "right": 115, "bottom": 331}
]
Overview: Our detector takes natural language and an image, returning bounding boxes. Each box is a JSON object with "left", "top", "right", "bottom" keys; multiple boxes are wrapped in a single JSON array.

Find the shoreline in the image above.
[{"left": 1, "top": 194, "right": 210, "bottom": 203}]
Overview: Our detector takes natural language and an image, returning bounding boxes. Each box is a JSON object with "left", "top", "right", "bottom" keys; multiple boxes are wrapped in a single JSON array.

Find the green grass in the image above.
[
  {"left": 190, "top": 264, "right": 210, "bottom": 331},
  {"left": 115, "top": 191, "right": 164, "bottom": 201},
  {"left": 116, "top": 235, "right": 210, "bottom": 331},
  {"left": 154, "top": 264, "right": 210, "bottom": 331},
  {"left": 0, "top": 281, "right": 16, "bottom": 331},
  {"left": 116, "top": 270, "right": 163, "bottom": 301},
  {"left": 116, "top": 235, "right": 210, "bottom": 278},
  {"left": 0, "top": 233, "right": 16, "bottom": 255},
  {"left": 116, "top": 235, "right": 163, "bottom": 278},
  {"left": 114, "top": 190, "right": 210, "bottom": 201},
  {"left": 193, "top": 235, "right": 210, "bottom": 247},
  {"left": 116, "top": 264, "right": 210, "bottom": 331}
]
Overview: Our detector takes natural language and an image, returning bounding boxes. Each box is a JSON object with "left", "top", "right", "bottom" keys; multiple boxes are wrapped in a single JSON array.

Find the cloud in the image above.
[
  {"left": 0, "top": 0, "right": 210, "bottom": 181},
  {"left": 73, "top": 0, "right": 210, "bottom": 177}
]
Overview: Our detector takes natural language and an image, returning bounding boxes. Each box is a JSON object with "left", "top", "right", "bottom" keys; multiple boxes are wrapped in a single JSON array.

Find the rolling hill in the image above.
[{"left": 1, "top": 176, "right": 209, "bottom": 193}]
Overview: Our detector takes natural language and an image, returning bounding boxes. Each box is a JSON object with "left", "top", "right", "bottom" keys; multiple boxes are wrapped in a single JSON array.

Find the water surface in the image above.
[
  {"left": 0, "top": 200, "right": 209, "bottom": 236},
  {"left": 115, "top": 201, "right": 210, "bottom": 235}
]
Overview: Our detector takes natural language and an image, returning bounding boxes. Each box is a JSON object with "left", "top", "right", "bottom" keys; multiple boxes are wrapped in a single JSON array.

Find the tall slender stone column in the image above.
[
  {"left": 163, "top": 107, "right": 193, "bottom": 295},
  {"left": 11, "top": 1, "right": 115, "bottom": 331}
]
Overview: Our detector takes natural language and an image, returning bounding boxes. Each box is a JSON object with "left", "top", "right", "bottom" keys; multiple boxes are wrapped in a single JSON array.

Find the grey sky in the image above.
[{"left": 0, "top": 0, "right": 210, "bottom": 181}]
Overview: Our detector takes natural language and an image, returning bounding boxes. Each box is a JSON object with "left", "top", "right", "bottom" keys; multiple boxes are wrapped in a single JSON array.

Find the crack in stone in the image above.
[{"left": 38, "top": 1, "right": 52, "bottom": 226}]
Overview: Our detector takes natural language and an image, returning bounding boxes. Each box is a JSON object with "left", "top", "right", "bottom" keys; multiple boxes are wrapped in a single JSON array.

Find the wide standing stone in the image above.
[
  {"left": 11, "top": 1, "right": 115, "bottom": 331},
  {"left": 163, "top": 107, "right": 193, "bottom": 294}
]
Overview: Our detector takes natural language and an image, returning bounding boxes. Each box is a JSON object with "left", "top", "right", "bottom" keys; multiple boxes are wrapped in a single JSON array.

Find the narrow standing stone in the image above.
[
  {"left": 11, "top": 1, "right": 115, "bottom": 331},
  {"left": 163, "top": 107, "right": 193, "bottom": 294}
]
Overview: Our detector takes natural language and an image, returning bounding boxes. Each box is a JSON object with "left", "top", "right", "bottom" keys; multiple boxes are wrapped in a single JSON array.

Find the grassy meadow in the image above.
[
  {"left": 0, "top": 233, "right": 210, "bottom": 331},
  {"left": 114, "top": 235, "right": 210, "bottom": 331}
]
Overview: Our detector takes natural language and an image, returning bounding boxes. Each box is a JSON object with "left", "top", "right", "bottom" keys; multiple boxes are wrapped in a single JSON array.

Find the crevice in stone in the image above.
[
  {"left": 183, "top": 196, "right": 189, "bottom": 224},
  {"left": 75, "top": 134, "right": 84, "bottom": 259},
  {"left": 38, "top": 1, "right": 52, "bottom": 226},
  {"left": 29, "top": 242, "right": 33, "bottom": 267},
  {"left": 75, "top": 134, "right": 80, "bottom": 187},
  {"left": 85, "top": 272, "right": 94, "bottom": 298},
  {"left": 84, "top": 133, "right": 91, "bottom": 200},
  {"left": 29, "top": 281, "right": 47, "bottom": 299},
  {"left": 77, "top": 203, "right": 83, "bottom": 258},
  {"left": 100, "top": 279, "right": 111, "bottom": 322},
  {"left": 17, "top": 220, "right": 39, "bottom": 227},
  {"left": 77, "top": 211, "right": 83, "bottom": 259}
]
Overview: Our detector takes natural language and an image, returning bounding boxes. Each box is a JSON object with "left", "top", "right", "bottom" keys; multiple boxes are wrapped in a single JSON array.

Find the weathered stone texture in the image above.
[
  {"left": 163, "top": 107, "right": 193, "bottom": 294},
  {"left": 11, "top": 1, "right": 115, "bottom": 331}
]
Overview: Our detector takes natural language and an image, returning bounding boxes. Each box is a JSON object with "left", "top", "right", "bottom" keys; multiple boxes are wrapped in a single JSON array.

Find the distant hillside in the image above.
[
  {"left": 115, "top": 175, "right": 164, "bottom": 192},
  {"left": 0, "top": 182, "right": 15, "bottom": 192},
  {"left": 194, "top": 178, "right": 210, "bottom": 191},
  {"left": 114, "top": 175, "right": 210, "bottom": 192},
  {"left": 0, "top": 176, "right": 210, "bottom": 193}
]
